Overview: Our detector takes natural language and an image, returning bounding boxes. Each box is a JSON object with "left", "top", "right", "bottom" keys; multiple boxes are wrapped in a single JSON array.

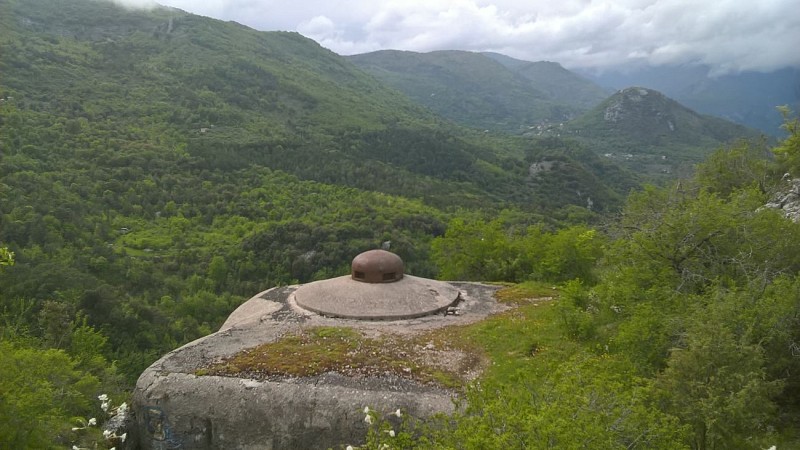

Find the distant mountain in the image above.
[
  {"left": 348, "top": 50, "right": 607, "bottom": 132},
  {"left": 348, "top": 50, "right": 557, "bottom": 132},
  {"left": 0, "top": 0, "right": 642, "bottom": 223},
  {"left": 559, "top": 87, "right": 763, "bottom": 178},
  {"left": 483, "top": 53, "right": 610, "bottom": 110},
  {"left": 0, "top": 0, "right": 538, "bottom": 210},
  {"left": 2, "top": 0, "right": 647, "bottom": 382},
  {"left": 579, "top": 65, "right": 800, "bottom": 135}
]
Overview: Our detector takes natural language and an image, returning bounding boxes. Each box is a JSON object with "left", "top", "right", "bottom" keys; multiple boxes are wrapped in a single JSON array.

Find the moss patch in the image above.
[
  {"left": 199, "top": 283, "right": 560, "bottom": 388},
  {"left": 200, "top": 325, "right": 486, "bottom": 389},
  {"left": 495, "top": 281, "right": 559, "bottom": 305}
]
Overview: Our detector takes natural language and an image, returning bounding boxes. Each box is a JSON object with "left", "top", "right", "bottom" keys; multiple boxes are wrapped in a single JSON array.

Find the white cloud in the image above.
[
  {"left": 153, "top": 0, "right": 800, "bottom": 73},
  {"left": 111, "top": 0, "right": 158, "bottom": 9}
]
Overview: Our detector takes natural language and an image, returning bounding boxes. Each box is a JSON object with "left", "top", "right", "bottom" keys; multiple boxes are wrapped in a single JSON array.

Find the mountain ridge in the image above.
[
  {"left": 483, "top": 52, "right": 611, "bottom": 110},
  {"left": 560, "top": 86, "right": 764, "bottom": 177},
  {"left": 578, "top": 64, "right": 800, "bottom": 135},
  {"left": 348, "top": 49, "right": 608, "bottom": 132}
]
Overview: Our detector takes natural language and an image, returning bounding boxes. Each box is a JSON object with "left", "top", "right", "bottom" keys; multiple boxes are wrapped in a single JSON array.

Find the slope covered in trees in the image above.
[
  {"left": 483, "top": 52, "right": 610, "bottom": 110},
  {"left": 581, "top": 64, "right": 800, "bottom": 135},
  {"left": 349, "top": 50, "right": 608, "bottom": 132},
  {"left": 2, "top": 0, "right": 793, "bottom": 448},
  {"left": 562, "top": 87, "right": 764, "bottom": 179},
  {"left": 0, "top": 0, "right": 630, "bottom": 407},
  {"left": 401, "top": 114, "right": 799, "bottom": 449}
]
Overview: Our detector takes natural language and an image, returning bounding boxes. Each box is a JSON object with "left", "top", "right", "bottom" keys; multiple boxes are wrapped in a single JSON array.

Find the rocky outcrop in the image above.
[{"left": 764, "top": 178, "right": 800, "bottom": 222}]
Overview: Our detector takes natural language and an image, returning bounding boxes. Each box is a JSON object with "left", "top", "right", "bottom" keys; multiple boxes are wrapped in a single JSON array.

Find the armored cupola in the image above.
[
  {"left": 351, "top": 249, "right": 404, "bottom": 283},
  {"left": 292, "top": 249, "right": 459, "bottom": 320}
]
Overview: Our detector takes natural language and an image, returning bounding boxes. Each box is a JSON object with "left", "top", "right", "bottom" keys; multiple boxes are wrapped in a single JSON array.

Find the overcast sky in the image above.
[{"left": 118, "top": 0, "right": 800, "bottom": 74}]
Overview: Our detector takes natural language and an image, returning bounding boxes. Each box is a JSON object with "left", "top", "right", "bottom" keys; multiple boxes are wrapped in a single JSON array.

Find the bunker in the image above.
[{"left": 131, "top": 250, "right": 503, "bottom": 449}]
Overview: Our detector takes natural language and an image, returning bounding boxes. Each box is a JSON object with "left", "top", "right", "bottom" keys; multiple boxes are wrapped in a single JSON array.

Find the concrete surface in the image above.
[
  {"left": 294, "top": 274, "right": 461, "bottom": 320},
  {"left": 131, "top": 282, "right": 503, "bottom": 450}
]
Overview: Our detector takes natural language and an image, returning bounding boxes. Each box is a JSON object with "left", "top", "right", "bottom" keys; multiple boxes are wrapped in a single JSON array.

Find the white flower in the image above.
[
  {"left": 71, "top": 427, "right": 81, "bottom": 431},
  {"left": 364, "top": 414, "right": 374, "bottom": 425},
  {"left": 388, "top": 430, "right": 396, "bottom": 437},
  {"left": 363, "top": 406, "right": 370, "bottom": 414},
  {"left": 103, "top": 429, "right": 113, "bottom": 439},
  {"left": 98, "top": 394, "right": 109, "bottom": 402},
  {"left": 346, "top": 446, "right": 354, "bottom": 450},
  {"left": 393, "top": 409, "right": 402, "bottom": 418},
  {"left": 101, "top": 401, "right": 110, "bottom": 412},
  {"left": 766, "top": 446, "right": 776, "bottom": 450},
  {"left": 380, "top": 444, "right": 390, "bottom": 450},
  {"left": 120, "top": 432, "right": 127, "bottom": 442},
  {"left": 88, "top": 417, "right": 97, "bottom": 426},
  {"left": 117, "top": 402, "right": 129, "bottom": 414},
  {"left": 110, "top": 448, "right": 116, "bottom": 450},
  {"left": 73, "top": 446, "right": 81, "bottom": 450}
]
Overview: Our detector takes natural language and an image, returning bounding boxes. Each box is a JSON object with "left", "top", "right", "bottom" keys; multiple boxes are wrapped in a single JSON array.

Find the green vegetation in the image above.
[
  {"left": 349, "top": 50, "right": 612, "bottom": 134},
  {"left": 432, "top": 216, "right": 604, "bottom": 283},
  {"left": 350, "top": 49, "right": 761, "bottom": 181},
  {"left": 202, "top": 325, "right": 486, "bottom": 389},
  {"left": 1, "top": 0, "right": 797, "bottom": 448},
  {"left": 563, "top": 87, "right": 764, "bottom": 179},
  {"left": 351, "top": 117, "right": 800, "bottom": 449},
  {"left": 424, "top": 302, "right": 689, "bottom": 449},
  {"left": 484, "top": 53, "right": 610, "bottom": 110},
  {"left": 348, "top": 50, "right": 574, "bottom": 132}
]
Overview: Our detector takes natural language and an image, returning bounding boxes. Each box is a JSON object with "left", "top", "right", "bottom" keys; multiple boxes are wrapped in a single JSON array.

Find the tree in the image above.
[
  {"left": 0, "top": 246, "right": 13, "bottom": 268},
  {"left": 428, "top": 354, "right": 688, "bottom": 449},
  {"left": 693, "top": 139, "right": 772, "bottom": 198},
  {"left": 0, "top": 341, "right": 100, "bottom": 449},
  {"left": 207, "top": 255, "right": 229, "bottom": 291},
  {"left": 773, "top": 106, "right": 800, "bottom": 175},
  {"left": 431, "top": 217, "right": 518, "bottom": 281},
  {"left": 656, "top": 313, "right": 781, "bottom": 450}
]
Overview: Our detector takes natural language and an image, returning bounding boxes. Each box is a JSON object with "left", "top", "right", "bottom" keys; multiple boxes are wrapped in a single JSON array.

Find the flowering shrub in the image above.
[
  {"left": 71, "top": 394, "right": 128, "bottom": 450},
  {"left": 343, "top": 406, "right": 418, "bottom": 450}
]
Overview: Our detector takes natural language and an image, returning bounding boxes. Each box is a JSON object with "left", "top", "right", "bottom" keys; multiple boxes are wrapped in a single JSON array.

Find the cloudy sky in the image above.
[{"left": 119, "top": 0, "right": 800, "bottom": 74}]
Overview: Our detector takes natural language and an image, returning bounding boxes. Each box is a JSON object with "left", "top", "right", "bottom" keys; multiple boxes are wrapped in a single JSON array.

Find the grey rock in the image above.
[{"left": 763, "top": 178, "right": 800, "bottom": 222}]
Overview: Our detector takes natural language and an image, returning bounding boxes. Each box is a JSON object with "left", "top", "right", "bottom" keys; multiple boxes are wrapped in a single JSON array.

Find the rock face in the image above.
[
  {"left": 764, "top": 178, "right": 800, "bottom": 222},
  {"left": 131, "top": 281, "right": 503, "bottom": 449}
]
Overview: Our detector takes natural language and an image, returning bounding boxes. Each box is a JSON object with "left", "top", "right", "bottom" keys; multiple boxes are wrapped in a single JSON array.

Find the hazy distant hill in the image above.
[
  {"left": 483, "top": 53, "right": 610, "bottom": 110},
  {"left": 561, "top": 87, "right": 763, "bottom": 177},
  {"left": 579, "top": 65, "right": 800, "bottom": 135},
  {"left": 348, "top": 50, "right": 560, "bottom": 132},
  {"left": 348, "top": 50, "right": 607, "bottom": 132}
]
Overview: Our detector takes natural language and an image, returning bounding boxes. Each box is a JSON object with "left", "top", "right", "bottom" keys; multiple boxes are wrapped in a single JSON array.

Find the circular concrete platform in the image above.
[{"left": 294, "top": 274, "right": 460, "bottom": 320}]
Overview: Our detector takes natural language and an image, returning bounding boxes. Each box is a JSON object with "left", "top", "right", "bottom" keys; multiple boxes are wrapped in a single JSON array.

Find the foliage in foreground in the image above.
[
  {"left": 351, "top": 117, "right": 800, "bottom": 449},
  {"left": 552, "top": 118, "right": 800, "bottom": 449}
]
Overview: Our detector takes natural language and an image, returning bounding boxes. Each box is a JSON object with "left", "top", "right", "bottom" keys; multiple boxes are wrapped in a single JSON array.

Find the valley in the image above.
[{"left": 1, "top": 1, "right": 799, "bottom": 448}]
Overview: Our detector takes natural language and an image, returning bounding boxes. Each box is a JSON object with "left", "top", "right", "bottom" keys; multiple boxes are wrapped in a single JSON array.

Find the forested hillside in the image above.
[
  {"left": 562, "top": 87, "right": 765, "bottom": 179},
  {"left": 483, "top": 52, "right": 610, "bottom": 110},
  {"left": 0, "top": 0, "right": 632, "bottom": 407},
  {"left": 418, "top": 114, "right": 800, "bottom": 449},
  {"left": 348, "top": 49, "right": 607, "bottom": 132},
  {"left": 2, "top": 0, "right": 795, "bottom": 448},
  {"left": 581, "top": 64, "right": 800, "bottom": 135},
  {"left": 348, "top": 49, "right": 763, "bottom": 182}
]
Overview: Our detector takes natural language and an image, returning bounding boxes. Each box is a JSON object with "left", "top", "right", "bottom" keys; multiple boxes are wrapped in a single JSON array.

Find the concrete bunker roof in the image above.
[{"left": 294, "top": 250, "right": 459, "bottom": 320}]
